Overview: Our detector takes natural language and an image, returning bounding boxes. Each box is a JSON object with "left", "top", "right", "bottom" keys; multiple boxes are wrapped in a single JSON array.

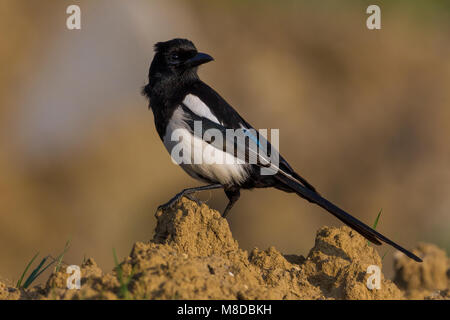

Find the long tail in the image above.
[{"left": 276, "top": 174, "right": 422, "bottom": 262}]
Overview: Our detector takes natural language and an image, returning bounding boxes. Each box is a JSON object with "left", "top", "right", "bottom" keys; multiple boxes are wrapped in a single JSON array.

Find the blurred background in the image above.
[{"left": 1, "top": 0, "right": 449, "bottom": 283}]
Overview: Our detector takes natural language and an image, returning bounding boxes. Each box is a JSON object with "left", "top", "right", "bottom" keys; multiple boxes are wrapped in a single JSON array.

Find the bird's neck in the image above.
[
  {"left": 145, "top": 71, "right": 199, "bottom": 138},
  {"left": 147, "top": 70, "right": 198, "bottom": 103}
]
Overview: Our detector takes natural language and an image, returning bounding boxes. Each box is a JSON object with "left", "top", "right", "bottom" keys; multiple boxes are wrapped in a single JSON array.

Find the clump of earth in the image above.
[{"left": 1, "top": 198, "right": 448, "bottom": 300}]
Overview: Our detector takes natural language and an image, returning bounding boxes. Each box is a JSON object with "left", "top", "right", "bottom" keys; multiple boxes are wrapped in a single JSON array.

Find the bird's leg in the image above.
[
  {"left": 222, "top": 189, "right": 241, "bottom": 218},
  {"left": 158, "top": 184, "right": 223, "bottom": 211}
]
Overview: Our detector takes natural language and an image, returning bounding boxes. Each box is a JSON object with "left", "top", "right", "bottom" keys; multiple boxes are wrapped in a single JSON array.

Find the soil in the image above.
[{"left": 1, "top": 198, "right": 448, "bottom": 300}]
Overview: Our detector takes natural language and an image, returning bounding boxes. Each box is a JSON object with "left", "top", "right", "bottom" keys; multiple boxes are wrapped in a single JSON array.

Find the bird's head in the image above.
[{"left": 149, "top": 38, "right": 214, "bottom": 80}]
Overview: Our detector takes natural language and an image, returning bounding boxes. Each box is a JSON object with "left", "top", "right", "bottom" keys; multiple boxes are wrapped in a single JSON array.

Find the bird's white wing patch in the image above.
[{"left": 182, "top": 94, "right": 221, "bottom": 124}]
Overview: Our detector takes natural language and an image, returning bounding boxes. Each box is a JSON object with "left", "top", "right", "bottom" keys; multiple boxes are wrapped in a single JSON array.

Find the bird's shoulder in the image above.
[{"left": 182, "top": 81, "right": 251, "bottom": 130}]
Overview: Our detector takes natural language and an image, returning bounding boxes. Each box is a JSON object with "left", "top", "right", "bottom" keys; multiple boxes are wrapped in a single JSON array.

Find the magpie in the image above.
[{"left": 142, "top": 38, "right": 421, "bottom": 262}]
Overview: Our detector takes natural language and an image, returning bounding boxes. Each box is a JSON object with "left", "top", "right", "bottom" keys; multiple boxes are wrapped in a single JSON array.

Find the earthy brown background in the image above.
[{"left": 1, "top": 0, "right": 449, "bottom": 284}]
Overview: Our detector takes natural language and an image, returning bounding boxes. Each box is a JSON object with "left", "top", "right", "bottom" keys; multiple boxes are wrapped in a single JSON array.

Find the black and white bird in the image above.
[{"left": 142, "top": 38, "right": 421, "bottom": 262}]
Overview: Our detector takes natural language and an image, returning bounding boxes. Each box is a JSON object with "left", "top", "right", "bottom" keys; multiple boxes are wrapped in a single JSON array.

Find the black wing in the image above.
[{"left": 189, "top": 81, "right": 317, "bottom": 192}]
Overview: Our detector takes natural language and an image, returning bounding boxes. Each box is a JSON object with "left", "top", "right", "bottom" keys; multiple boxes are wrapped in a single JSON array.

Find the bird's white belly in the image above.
[{"left": 163, "top": 107, "right": 249, "bottom": 186}]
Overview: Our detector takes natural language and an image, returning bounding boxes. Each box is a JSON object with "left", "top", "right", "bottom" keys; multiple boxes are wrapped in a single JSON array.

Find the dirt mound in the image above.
[
  {"left": 0, "top": 198, "right": 448, "bottom": 300},
  {"left": 393, "top": 242, "right": 450, "bottom": 299}
]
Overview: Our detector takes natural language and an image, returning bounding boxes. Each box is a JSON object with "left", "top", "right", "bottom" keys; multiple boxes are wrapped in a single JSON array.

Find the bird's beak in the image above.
[{"left": 185, "top": 52, "right": 214, "bottom": 68}]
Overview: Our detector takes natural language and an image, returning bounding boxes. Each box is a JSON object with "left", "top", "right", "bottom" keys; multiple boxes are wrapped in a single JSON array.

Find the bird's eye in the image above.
[{"left": 171, "top": 53, "right": 179, "bottom": 60}]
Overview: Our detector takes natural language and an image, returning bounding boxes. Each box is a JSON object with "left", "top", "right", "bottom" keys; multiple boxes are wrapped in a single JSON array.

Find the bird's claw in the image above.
[
  {"left": 185, "top": 194, "right": 204, "bottom": 206},
  {"left": 157, "top": 192, "right": 183, "bottom": 212},
  {"left": 156, "top": 193, "right": 203, "bottom": 213}
]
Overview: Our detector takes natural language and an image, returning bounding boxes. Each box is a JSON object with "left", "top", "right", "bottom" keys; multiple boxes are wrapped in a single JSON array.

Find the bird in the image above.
[{"left": 142, "top": 38, "right": 422, "bottom": 262}]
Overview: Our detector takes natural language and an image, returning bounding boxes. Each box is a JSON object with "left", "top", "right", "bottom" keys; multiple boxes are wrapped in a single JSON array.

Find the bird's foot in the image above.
[
  {"left": 185, "top": 194, "right": 204, "bottom": 206},
  {"left": 157, "top": 192, "right": 203, "bottom": 212},
  {"left": 157, "top": 191, "right": 185, "bottom": 212}
]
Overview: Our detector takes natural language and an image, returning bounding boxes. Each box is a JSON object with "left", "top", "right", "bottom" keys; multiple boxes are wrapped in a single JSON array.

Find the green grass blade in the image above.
[
  {"left": 31, "top": 258, "right": 59, "bottom": 283},
  {"left": 19, "top": 241, "right": 73, "bottom": 289},
  {"left": 16, "top": 252, "right": 39, "bottom": 288},
  {"left": 32, "top": 240, "right": 72, "bottom": 285},
  {"left": 112, "top": 248, "right": 123, "bottom": 285},
  {"left": 382, "top": 249, "right": 390, "bottom": 260},
  {"left": 368, "top": 209, "right": 383, "bottom": 246},
  {"left": 23, "top": 256, "right": 50, "bottom": 289},
  {"left": 372, "top": 209, "right": 383, "bottom": 229},
  {"left": 113, "top": 248, "right": 131, "bottom": 299},
  {"left": 55, "top": 239, "right": 71, "bottom": 273}
]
